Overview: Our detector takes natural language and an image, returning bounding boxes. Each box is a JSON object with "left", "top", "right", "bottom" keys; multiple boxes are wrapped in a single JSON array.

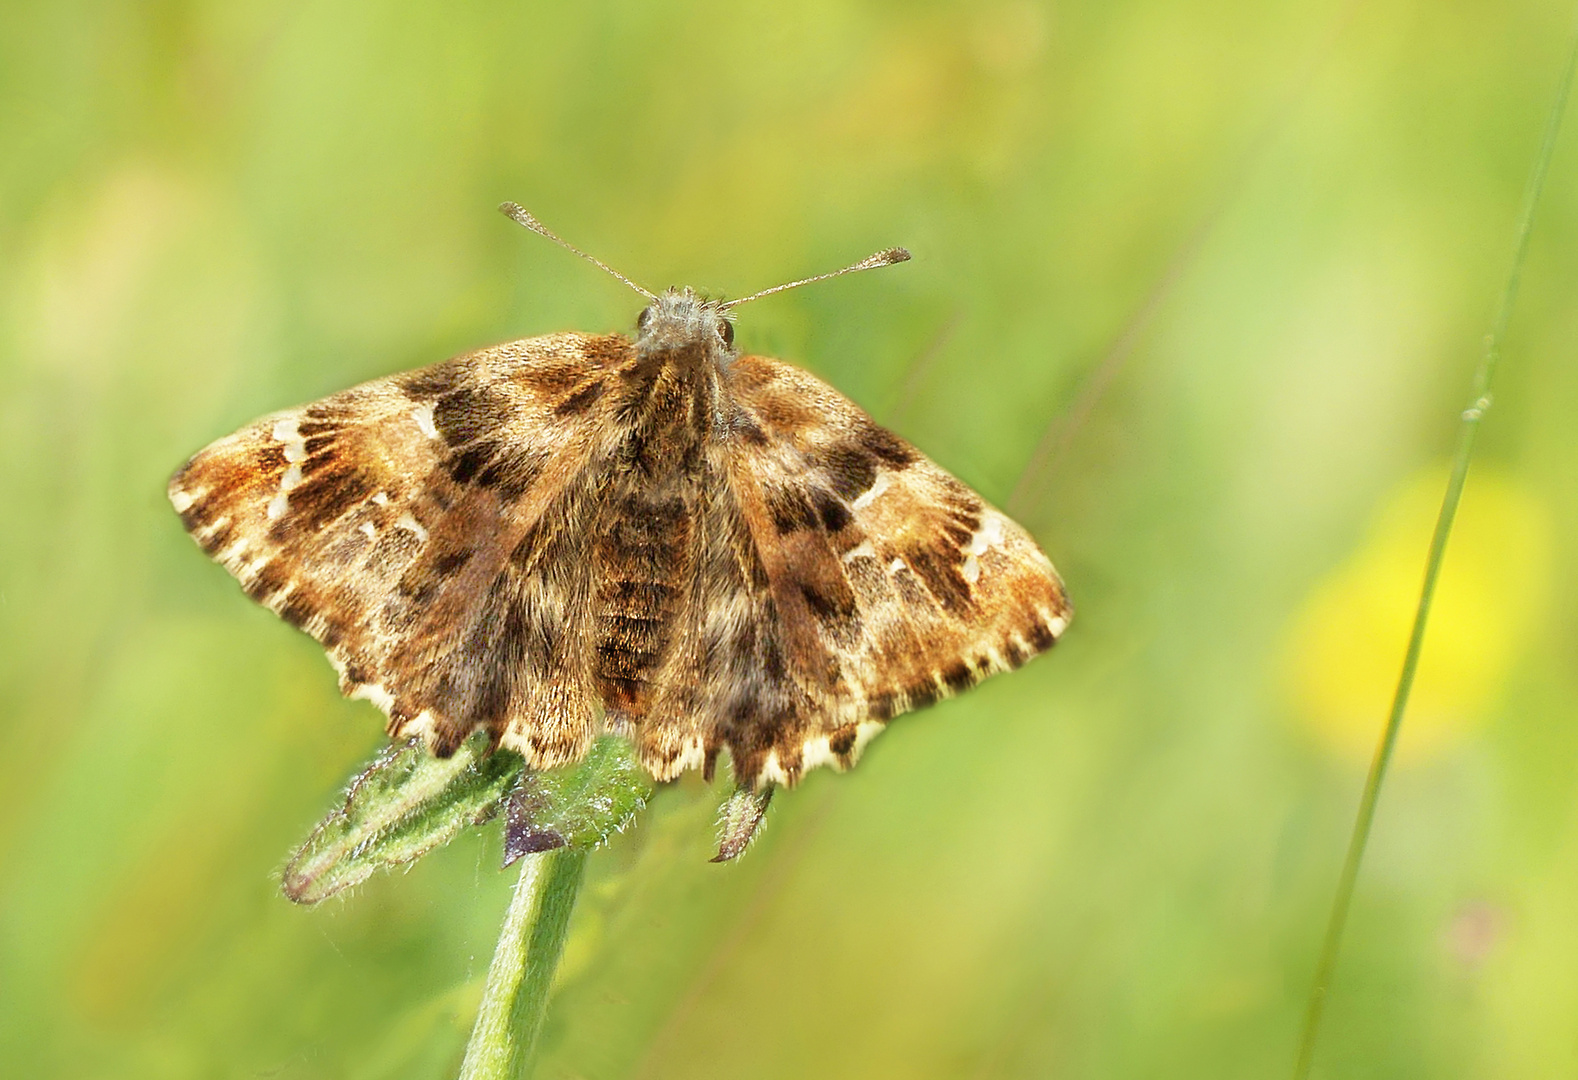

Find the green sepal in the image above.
[
  {"left": 282, "top": 732, "right": 522, "bottom": 904},
  {"left": 710, "top": 784, "right": 774, "bottom": 862},
  {"left": 502, "top": 735, "right": 653, "bottom": 864}
]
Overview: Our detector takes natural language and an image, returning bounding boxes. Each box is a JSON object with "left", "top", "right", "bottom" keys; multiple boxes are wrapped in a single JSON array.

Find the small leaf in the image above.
[
  {"left": 283, "top": 733, "right": 522, "bottom": 904},
  {"left": 501, "top": 735, "right": 653, "bottom": 866},
  {"left": 711, "top": 785, "right": 774, "bottom": 862}
]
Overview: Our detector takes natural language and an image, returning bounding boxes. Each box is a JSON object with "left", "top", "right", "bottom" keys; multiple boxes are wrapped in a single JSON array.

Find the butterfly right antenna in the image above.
[{"left": 721, "top": 247, "right": 912, "bottom": 310}]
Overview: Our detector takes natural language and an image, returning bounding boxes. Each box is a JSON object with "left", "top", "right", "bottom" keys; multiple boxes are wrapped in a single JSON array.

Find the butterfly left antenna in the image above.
[{"left": 499, "top": 202, "right": 657, "bottom": 301}]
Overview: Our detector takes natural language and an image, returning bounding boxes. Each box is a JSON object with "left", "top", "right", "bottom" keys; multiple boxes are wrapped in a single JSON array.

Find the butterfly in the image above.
[{"left": 169, "top": 203, "right": 1071, "bottom": 793}]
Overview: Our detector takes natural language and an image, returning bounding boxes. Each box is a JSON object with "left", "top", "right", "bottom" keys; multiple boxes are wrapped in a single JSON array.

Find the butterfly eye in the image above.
[
  {"left": 637, "top": 307, "right": 653, "bottom": 332},
  {"left": 717, "top": 319, "right": 734, "bottom": 347}
]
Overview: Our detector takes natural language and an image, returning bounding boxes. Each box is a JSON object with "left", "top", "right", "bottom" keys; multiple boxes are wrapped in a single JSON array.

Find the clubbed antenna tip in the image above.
[
  {"left": 864, "top": 247, "right": 913, "bottom": 268},
  {"left": 722, "top": 245, "right": 913, "bottom": 310}
]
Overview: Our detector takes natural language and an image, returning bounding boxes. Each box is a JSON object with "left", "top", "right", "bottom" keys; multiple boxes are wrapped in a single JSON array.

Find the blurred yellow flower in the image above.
[{"left": 1283, "top": 465, "right": 1552, "bottom": 760}]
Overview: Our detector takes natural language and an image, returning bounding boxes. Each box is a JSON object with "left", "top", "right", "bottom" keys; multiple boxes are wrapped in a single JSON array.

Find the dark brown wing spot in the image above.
[
  {"left": 255, "top": 444, "right": 286, "bottom": 472},
  {"left": 476, "top": 450, "right": 544, "bottom": 501},
  {"left": 812, "top": 444, "right": 878, "bottom": 501},
  {"left": 447, "top": 440, "right": 499, "bottom": 484},
  {"left": 298, "top": 402, "right": 356, "bottom": 436},
  {"left": 1027, "top": 620, "right": 1057, "bottom": 652},
  {"left": 904, "top": 546, "right": 974, "bottom": 616},
  {"left": 800, "top": 579, "right": 858, "bottom": 633},
  {"left": 554, "top": 379, "right": 606, "bottom": 416},
  {"left": 868, "top": 693, "right": 899, "bottom": 720},
  {"left": 431, "top": 548, "right": 473, "bottom": 577},
  {"left": 430, "top": 722, "right": 470, "bottom": 758},
  {"left": 942, "top": 520, "right": 974, "bottom": 547},
  {"left": 434, "top": 386, "right": 512, "bottom": 446},
  {"left": 278, "top": 586, "right": 320, "bottom": 629},
  {"left": 401, "top": 360, "right": 466, "bottom": 398},
  {"left": 855, "top": 419, "right": 919, "bottom": 468},
  {"left": 318, "top": 618, "right": 345, "bottom": 649},
  {"left": 175, "top": 492, "right": 218, "bottom": 532},
  {"left": 196, "top": 519, "right": 236, "bottom": 556},
  {"left": 733, "top": 412, "right": 769, "bottom": 446},
  {"left": 1003, "top": 637, "right": 1031, "bottom": 667},
  {"left": 766, "top": 484, "right": 817, "bottom": 534},
  {"left": 286, "top": 467, "right": 376, "bottom": 533},
  {"left": 892, "top": 565, "right": 933, "bottom": 609},
  {"left": 760, "top": 634, "right": 790, "bottom": 683},
  {"left": 811, "top": 488, "right": 850, "bottom": 532},
  {"left": 245, "top": 560, "right": 290, "bottom": 602},
  {"left": 454, "top": 574, "right": 529, "bottom": 731},
  {"left": 299, "top": 452, "right": 335, "bottom": 478},
  {"left": 393, "top": 547, "right": 468, "bottom": 609},
  {"left": 941, "top": 661, "right": 974, "bottom": 692}
]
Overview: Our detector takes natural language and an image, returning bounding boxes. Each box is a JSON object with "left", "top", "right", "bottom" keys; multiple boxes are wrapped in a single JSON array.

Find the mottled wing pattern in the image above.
[
  {"left": 705, "top": 354, "right": 1071, "bottom": 786},
  {"left": 169, "top": 332, "right": 634, "bottom": 764},
  {"left": 171, "top": 332, "right": 1069, "bottom": 791}
]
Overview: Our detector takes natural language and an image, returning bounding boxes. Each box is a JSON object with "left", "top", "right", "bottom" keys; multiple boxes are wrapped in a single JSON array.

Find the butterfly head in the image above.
[
  {"left": 498, "top": 202, "right": 908, "bottom": 370},
  {"left": 636, "top": 287, "right": 736, "bottom": 363}
]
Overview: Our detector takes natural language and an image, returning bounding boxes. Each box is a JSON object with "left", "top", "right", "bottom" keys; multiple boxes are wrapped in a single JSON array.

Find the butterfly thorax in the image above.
[{"left": 617, "top": 286, "right": 735, "bottom": 459}]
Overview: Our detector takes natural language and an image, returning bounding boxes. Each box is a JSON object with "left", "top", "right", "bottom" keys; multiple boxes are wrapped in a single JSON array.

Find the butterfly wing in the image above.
[
  {"left": 169, "top": 332, "right": 634, "bottom": 763},
  {"left": 172, "top": 335, "right": 1070, "bottom": 788},
  {"left": 706, "top": 353, "right": 1071, "bottom": 786}
]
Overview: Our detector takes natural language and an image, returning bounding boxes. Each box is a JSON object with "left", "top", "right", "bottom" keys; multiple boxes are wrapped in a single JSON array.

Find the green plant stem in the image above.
[
  {"left": 459, "top": 848, "right": 589, "bottom": 1080},
  {"left": 1292, "top": 19, "right": 1578, "bottom": 1079}
]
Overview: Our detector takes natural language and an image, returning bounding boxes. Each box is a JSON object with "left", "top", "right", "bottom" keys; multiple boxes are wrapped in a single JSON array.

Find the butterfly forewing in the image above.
[{"left": 170, "top": 332, "right": 632, "bottom": 762}]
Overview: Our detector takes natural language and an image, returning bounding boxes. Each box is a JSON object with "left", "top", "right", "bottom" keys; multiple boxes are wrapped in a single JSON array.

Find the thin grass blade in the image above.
[{"left": 1292, "top": 15, "right": 1578, "bottom": 1075}]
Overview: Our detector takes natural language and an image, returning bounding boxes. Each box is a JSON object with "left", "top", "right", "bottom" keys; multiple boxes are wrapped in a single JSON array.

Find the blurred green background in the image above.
[{"left": 4, "top": 1, "right": 1578, "bottom": 1077}]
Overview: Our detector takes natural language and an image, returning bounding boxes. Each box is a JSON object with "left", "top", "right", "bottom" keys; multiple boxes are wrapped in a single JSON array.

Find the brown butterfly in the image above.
[{"left": 169, "top": 203, "right": 1071, "bottom": 792}]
